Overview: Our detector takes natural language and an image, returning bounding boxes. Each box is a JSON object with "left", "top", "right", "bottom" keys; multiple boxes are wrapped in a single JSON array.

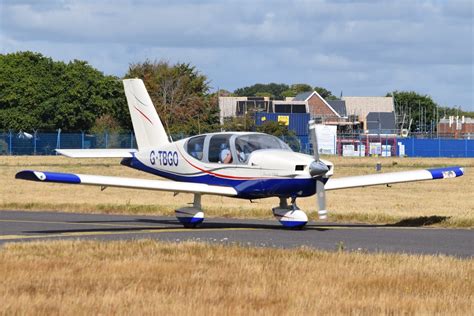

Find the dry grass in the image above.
[
  {"left": 1, "top": 156, "right": 473, "bottom": 227},
  {"left": 0, "top": 240, "right": 472, "bottom": 315}
]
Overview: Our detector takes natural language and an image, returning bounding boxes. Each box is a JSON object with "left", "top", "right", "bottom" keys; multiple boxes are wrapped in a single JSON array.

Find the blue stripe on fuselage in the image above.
[{"left": 121, "top": 157, "right": 317, "bottom": 199}]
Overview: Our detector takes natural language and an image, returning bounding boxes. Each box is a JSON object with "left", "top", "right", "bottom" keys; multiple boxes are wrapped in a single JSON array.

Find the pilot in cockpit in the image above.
[{"left": 219, "top": 144, "right": 232, "bottom": 164}]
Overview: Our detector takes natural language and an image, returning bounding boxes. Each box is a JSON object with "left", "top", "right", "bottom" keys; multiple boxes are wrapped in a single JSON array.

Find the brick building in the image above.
[{"left": 438, "top": 116, "right": 474, "bottom": 138}]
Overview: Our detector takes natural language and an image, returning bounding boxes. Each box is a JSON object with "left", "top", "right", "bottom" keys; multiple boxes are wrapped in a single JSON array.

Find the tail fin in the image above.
[{"left": 123, "top": 79, "right": 170, "bottom": 149}]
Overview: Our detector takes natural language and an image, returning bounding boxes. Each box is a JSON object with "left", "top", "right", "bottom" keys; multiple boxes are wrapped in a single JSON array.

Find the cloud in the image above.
[{"left": 0, "top": 0, "right": 472, "bottom": 109}]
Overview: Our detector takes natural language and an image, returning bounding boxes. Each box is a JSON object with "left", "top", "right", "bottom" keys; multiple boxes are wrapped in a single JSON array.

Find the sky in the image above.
[{"left": 1, "top": 0, "right": 473, "bottom": 110}]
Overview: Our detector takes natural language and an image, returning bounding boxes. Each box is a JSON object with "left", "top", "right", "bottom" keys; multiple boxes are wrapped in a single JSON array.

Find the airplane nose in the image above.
[{"left": 309, "top": 160, "right": 329, "bottom": 178}]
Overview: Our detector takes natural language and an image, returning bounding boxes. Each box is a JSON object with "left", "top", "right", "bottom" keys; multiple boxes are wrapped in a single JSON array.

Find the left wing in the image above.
[
  {"left": 15, "top": 170, "right": 237, "bottom": 196},
  {"left": 56, "top": 149, "right": 137, "bottom": 158},
  {"left": 324, "top": 166, "right": 464, "bottom": 191}
]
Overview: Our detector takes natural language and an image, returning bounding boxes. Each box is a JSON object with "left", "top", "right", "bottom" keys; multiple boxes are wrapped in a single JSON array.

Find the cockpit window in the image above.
[
  {"left": 208, "top": 134, "right": 232, "bottom": 163},
  {"left": 235, "top": 134, "right": 292, "bottom": 163},
  {"left": 186, "top": 135, "right": 205, "bottom": 160}
]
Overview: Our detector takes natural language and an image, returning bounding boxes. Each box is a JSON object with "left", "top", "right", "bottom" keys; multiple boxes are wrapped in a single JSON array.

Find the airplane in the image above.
[{"left": 16, "top": 79, "right": 465, "bottom": 228}]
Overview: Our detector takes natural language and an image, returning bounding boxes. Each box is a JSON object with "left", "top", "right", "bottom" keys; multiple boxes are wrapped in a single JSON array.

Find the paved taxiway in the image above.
[{"left": 0, "top": 210, "right": 472, "bottom": 258}]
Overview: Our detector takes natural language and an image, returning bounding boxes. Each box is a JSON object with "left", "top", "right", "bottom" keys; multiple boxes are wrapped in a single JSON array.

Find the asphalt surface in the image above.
[{"left": 0, "top": 210, "right": 473, "bottom": 258}]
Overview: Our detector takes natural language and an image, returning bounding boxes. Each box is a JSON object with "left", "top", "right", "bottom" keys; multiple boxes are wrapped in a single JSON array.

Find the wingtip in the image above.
[
  {"left": 15, "top": 170, "right": 39, "bottom": 181},
  {"left": 427, "top": 166, "right": 465, "bottom": 179}
]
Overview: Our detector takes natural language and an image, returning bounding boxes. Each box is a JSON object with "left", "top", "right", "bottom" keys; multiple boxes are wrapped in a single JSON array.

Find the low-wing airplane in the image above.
[{"left": 16, "top": 79, "right": 465, "bottom": 228}]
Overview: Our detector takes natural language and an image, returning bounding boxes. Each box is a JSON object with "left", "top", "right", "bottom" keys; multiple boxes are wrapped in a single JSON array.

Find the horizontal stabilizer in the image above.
[
  {"left": 325, "top": 166, "right": 464, "bottom": 191},
  {"left": 16, "top": 170, "right": 237, "bottom": 196},
  {"left": 56, "top": 149, "right": 137, "bottom": 158}
]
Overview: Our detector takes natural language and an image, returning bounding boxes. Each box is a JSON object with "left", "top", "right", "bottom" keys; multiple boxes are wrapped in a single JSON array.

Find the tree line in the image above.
[{"left": 0, "top": 51, "right": 471, "bottom": 134}]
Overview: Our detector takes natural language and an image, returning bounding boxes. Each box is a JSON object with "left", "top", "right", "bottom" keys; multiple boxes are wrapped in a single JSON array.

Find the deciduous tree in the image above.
[
  {"left": 125, "top": 60, "right": 219, "bottom": 135},
  {"left": 0, "top": 51, "right": 128, "bottom": 132}
]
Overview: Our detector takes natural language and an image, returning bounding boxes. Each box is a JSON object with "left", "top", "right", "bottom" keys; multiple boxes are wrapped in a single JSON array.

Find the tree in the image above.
[
  {"left": 292, "top": 84, "right": 313, "bottom": 95},
  {"left": 389, "top": 91, "right": 438, "bottom": 132},
  {"left": 234, "top": 83, "right": 337, "bottom": 101},
  {"left": 281, "top": 84, "right": 313, "bottom": 98},
  {"left": 0, "top": 51, "right": 128, "bottom": 131},
  {"left": 234, "top": 83, "right": 290, "bottom": 99},
  {"left": 256, "top": 121, "right": 300, "bottom": 151},
  {"left": 221, "top": 115, "right": 255, "bottom": 132},
  {"left": 314, "top": 87, "right": 338, "bottom": 100},
  {"left": 125, "top": 60, "right": 219, "bottom": 135},
  {"left": 438, "top": 106, "right": 474, "bottom": 118}
]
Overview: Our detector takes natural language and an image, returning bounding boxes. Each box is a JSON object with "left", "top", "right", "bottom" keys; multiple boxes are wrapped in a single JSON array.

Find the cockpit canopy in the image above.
[{"left": 186, "top": 133, "right": 292, "bottom": 164}]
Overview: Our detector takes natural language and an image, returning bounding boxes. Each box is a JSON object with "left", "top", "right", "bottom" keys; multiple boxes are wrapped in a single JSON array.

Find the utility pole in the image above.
[{"left": 418, "top": 100, "right": 421, "bottom": 133}]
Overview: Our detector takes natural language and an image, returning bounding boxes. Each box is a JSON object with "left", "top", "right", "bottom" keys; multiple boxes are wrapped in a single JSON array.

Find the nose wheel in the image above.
[{"left": 272, "top": 197, "right": 308, "bottom": 229}]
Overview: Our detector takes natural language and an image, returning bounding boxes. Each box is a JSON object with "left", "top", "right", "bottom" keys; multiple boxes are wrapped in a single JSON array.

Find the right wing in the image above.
[
  {"left": 15, "top": 170, "right": 237, "bottom": 196},
  {"left": 324, "top": 166, "right": 464, "bottom": 191}
]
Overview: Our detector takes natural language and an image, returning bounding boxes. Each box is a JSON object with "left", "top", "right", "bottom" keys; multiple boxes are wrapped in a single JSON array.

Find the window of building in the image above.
[
  {"left": 274, "top": 104, "right": 292, "bottom": 113},
  {"left": 292, "top": 104, "right": 306, "bottom": 113}
]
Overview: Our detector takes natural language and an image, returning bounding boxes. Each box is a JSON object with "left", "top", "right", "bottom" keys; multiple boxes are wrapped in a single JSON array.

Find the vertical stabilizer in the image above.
[{"left": 123, "top": 79, "right": 169, "bottom": 149}]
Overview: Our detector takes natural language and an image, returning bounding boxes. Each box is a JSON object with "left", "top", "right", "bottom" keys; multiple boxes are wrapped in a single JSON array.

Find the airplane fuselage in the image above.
[{"left": 121, "top": 132, "right": 333, "bottom": 199}]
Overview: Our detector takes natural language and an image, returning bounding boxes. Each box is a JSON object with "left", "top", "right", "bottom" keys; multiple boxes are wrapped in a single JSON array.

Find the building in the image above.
[
  {"left": 366, "top": 112, "right": 396, "bottom": 135},
  {"left": 438, "top": 116, "right": 474, "bottom": 138},
  {"left": 342, "top": 96, "right": 395, "bottom": 131},
  {"left": 293, "top": 91, "right": 345, "bottom": 120},
  {"left": 219, "top": 92, "right": 397, "bottom": 136},
  {"left": 218, "top": 96, "right": 307, "bottom": 124}
]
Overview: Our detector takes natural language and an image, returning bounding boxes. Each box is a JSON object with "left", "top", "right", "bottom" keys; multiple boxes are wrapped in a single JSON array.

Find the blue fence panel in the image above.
[
  {"left": 59, "top": 133, "right": 82, "bottom": 149},
  {"left": 10, "top": 132, "right": 34, "bottom": 155},
  {"left": 0, "top": 132, "right": 8, "bottom": 154},
  {"left": 36, "top": 133, "right": 58, "bottom": 155},
  {"left": 398, "top": 137, "right": 474, "bottom": 157},
  {"left": 440, "top": 138, "right": 467, "bottom": 157},
  {"left": 416, "top": 139, "right": 439, "bottom": 157},
  {"left": 468, "top": 138, "right": 474, "bottom": 158},
  {"left": 255, "top": 113, "right": 310, "bottom": 136}
]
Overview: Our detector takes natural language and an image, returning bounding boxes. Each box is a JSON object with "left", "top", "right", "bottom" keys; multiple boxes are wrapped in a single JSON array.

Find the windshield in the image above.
[{"left": 235, "top": 134, "right": 291, "bottom": 162}]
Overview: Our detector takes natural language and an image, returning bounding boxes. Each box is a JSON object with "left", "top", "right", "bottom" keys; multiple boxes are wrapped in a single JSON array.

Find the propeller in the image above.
[{"left": 308, "top": 120, "right": 329, "bottom": 220}]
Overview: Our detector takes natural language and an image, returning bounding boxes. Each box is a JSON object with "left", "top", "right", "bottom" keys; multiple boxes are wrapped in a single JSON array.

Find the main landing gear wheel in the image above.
[
  {"left": 175, "top": 194, "right": 204, "bottom": 228},
  {"left": 272, "top": 197, "right": 308, "bottom": 229}
]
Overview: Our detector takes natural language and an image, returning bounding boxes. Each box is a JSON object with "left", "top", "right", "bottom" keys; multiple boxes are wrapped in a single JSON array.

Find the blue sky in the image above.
[{"left": 1, "top": 0, "right": 473, "bottom": 110}]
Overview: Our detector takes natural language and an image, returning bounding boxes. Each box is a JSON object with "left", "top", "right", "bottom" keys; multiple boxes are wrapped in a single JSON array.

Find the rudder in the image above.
[{"left": 123, "top": 79, "right": 169, "bottom": 149}]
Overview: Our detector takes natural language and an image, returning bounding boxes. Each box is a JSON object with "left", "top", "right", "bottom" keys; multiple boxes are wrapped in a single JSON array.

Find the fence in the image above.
[
  {"left": 0, "top": 131, "right": 136, "bottom": 155},
  {"left": 397, "top": 138, "right": 474, "bottom": 158},
  {"left": 1, "top": 131, "right": 473, "bottom": 158}
]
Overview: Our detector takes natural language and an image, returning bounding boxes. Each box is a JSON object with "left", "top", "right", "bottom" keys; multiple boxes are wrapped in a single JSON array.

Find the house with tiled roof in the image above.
[{"left": 294, "top": 91, "right": 344, "bottom": 120}]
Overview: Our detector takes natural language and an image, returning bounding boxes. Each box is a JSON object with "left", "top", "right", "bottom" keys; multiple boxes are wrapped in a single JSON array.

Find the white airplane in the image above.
[{"left": 16, "top": 79, "right": 465, "bottom": 228}]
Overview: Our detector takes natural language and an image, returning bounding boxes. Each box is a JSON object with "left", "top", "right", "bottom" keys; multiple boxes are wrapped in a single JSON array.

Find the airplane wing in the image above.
[
  {"left": 15, "top": 170, "right": 237, "bottom": 196},
  {"left": 324, "top": 166, "right": 464, "bottom": 191},
  {"left": 56, "top": 149, "right": 137, "bottom": 158}
]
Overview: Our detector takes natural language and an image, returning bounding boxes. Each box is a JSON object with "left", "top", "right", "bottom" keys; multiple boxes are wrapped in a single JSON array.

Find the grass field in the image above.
[
  {"left": 1, "top": 240, "right": 472, "bottom": 315},
  {"left": 0, "top": 155, "right": 472, "bottom": 227}
]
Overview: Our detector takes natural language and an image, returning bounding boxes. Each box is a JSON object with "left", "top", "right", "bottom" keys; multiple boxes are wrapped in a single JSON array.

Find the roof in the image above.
[
  {"left": 294, "top": 91, "right": 341, "bottom": 117},
  {"left": 342, "top": 96, "right": 394, "bottom": 119},
  {"left": 366, "top": 112, "right": 396, "bottom": 133},
  {"left": 293, "top": 91, "right": 313, "bottom": 101},
  {"left": 326, "top": 100, "right": 346, "bottom": 117}
]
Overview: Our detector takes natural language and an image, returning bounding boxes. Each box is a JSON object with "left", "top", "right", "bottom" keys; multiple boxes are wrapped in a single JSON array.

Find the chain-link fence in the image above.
[{"left": 1, "top": 130, "right": 473, "bottom": 157}]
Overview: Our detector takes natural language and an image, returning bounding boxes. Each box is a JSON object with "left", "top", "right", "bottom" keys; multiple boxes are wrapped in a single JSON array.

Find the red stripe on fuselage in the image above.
[
  {"left": 178, "top": 148, "right": 260, "bottom": 180},
  {"left": 134, "top": 105, "right": 154, "bottom": 125}
]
